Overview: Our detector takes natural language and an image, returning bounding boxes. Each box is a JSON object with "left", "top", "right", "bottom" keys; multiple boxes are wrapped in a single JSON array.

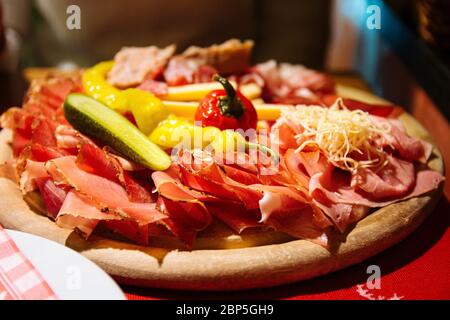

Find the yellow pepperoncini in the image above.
[
  {"left": 149, "top": 115, "right": 222, "bottom": 149},
  {"left": 82, "top": 61, "right": 128, "bottom": 112},
  {"left": 149, "top": 115, "right": 279, "bottom": 163},
  {"left": 208, "top": 130, "right": 279, "bottom": 165},
  {"left": 149, "top": 115, "right": 194, "bottom": 149},
  {"left": 209, "top": 129, "right": 246, "bottom": 153},
  {"left": 124, "top": 89, "right": 169, "bottom": 135},
  {"left": 83, "top": 61, "right": 169, "bottom": 134}
]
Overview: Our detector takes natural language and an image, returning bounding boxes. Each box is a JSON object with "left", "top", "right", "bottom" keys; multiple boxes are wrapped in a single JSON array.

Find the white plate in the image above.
[{"left": 5, "top": 229, "right": 125, "bottom": 300}]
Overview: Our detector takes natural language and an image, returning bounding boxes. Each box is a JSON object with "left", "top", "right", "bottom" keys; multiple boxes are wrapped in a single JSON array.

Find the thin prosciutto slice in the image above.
[
  {"left": 170, "top": 150, "right": 330, "bottom": 245},
  {"left": 46, "top": 156, "right": 165, "bottom": 226},
  {"left": 56, "top": 190, "right": 103, "bottom": 237},
  {"left": 380, "top": 118, "right": 433, "bottom": 163},
  {"left": 310, "top": 161, "right": 444, "bottom": 209},
  {"left": 178, "top": 151, "right": 263, "bottom": 210},
  {"left": 35, "top": 177, "right": 69, "bottom": 219},
  {"left": 151, "top": 164, "right": 214, "bottom": 246},
  {"left": 163, "top": 56, "right": 218, "bottom": 86},
  {"left": 108, "top": 45, "right": 176, "bottom": 88},
  {"left": 19, "top": 160, "right": 49, "bottom": 193},
  {"left": 257, "top": 186, "right": 331, "bottom": 245},
  {"left": 249, "top": 60, "right": 335, "bottom": 103},
  {"left": 308, "top": 156, "right": 444, "bottom": 230},
  {"left": 77, "top": 143, "right": 153, "bottom": 203}
]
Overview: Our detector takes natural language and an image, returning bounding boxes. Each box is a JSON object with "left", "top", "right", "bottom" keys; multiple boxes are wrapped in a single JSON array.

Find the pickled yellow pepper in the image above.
[
  {"left": 82, "top": 61, "right": 128, "bottom": 112},
  {"left": 149, "top": 115, "right": 279, "bottom": 164},
  {"left": 82, "top": 61, "right": 168, "bottom": 134},
  {"left": 149, "top": 115, "right": 220, "bottom": 149}
]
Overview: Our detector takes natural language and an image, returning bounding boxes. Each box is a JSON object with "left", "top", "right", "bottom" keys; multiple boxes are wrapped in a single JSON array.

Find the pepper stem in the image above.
[
  {"left": 213, "top": 74, "right": 236, "bottom": 99},
  {"left": 213, "top": 74, "right": 244, "bottom": 118}
]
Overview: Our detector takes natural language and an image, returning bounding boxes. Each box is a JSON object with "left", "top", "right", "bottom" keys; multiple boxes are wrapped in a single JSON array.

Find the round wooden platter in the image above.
[{"left": 0, "top": 86, "right": 444, "bottom": 291}]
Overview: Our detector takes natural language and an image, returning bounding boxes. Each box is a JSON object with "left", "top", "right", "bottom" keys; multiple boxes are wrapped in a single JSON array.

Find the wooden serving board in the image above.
[{"left": 0, "top": 85, "right": 444, "bottom": 291}]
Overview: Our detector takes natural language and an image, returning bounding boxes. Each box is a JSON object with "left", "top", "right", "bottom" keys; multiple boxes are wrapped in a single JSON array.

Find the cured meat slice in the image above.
[
  {"left": 108, "top": 45, "right": 176, "bottom": 88},
  {"left": 46, "top": 156, "right": 164, "bottom": 225}
]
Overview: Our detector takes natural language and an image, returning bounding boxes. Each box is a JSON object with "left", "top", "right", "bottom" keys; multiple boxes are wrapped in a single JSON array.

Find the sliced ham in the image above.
[
  {"left": 19, "top": 160, "right": 49, "bottom": 193},
  {"left": 250, "top": 60, "right": 335, "bottom": 103},
  {"left": 205, "top": 201, "right": 261, "bottom": 234},
  {"left": 77, "top": 143, "right": 153, "bottom": 203},
  {"left": 255, "top": 184, "right": 331, "bottom": 245},
  {"left": 352, "top": 156, "right": 415, "bottom": 199},
  {"left": 310, "top": 165, "right": 444, "bottom": 209},
  {"left": 100, "top": 220, "right": 151, "bottom": 245},
  {"left": 136, "top": 79, "right": 168, "bottom": 96},
  {"left": 163, "top": 56, "right": 218, "bottom": 86},
  {"left": 31, "top": 119, "right": 58, "bottom": 147},
  {"left": 11, "top": 131, "right": 30, "bottom": 156},
  {"left": 35, "top": 177, "right": 69, "bottom": 220},
  {"left": 152, "top": 164, "right": 216, "bottom": 202},
  {"left": 56, "top": 190, "right": 111, "bottom": 237},
  {"left": 54, "top": 125, "right": 87, "bottom": 149},
  {"left": 381, "top": 118, "right": 433, "bottom": 163},
  {"left": 30, "top": 144, "right": 69, "bottom": 162},
  {"left": 58, "top": 191, "right": 157, "bottom": 245},
  {"left": 151, "top": 164, "right": 214, "bottom": 246},
  {"left": 0, "top": 107, "right": 34, "bottom": 134},
  {"left": 181, "top": 39, "right": 254, "bottom": 75},
  {"left": 46, "top": 156, "right": 165, "bottom": 226},
  {"left": 308, "top": 156, "right": 444, "bottom": 230},
  {"left": 177, "top": 150, "right": 262, "bottom": 210},
  {"left": 172, "top": 150, "right": 329, "bottom": 243},
  {"left": 107, "top": 45, "right": 176, "bottom": 88}
]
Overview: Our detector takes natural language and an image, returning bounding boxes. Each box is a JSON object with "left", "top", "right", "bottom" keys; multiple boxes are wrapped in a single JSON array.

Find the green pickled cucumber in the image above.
[{"left": 64, "top": 93, "right": 171, "bottom": 171}]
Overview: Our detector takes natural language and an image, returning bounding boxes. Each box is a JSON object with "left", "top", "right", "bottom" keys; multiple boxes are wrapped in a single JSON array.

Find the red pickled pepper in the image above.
[{"left": 195, "top": 75, "right": 257, "bottom": 131}]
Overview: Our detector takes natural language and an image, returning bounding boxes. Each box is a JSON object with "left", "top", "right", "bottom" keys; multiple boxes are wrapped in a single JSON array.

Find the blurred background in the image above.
[{"left": 0, "top": 0, "right": 449, "bottom": 194}]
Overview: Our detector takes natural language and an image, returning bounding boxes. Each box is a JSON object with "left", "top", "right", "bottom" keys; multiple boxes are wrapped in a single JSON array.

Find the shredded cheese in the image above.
[{"left": 280, "top": 99, "right": 391, "bottom": 172}]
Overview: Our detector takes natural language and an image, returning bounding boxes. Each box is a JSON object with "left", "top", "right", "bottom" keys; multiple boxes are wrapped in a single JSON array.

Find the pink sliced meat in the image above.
[
  {"left": 31, "top": 119, "right": 58, "bottom": 147},
  {"left": 77, "top": 143, "right": 153, "bottom": 203},
  {"left": 308, "top": 156, "right": 444, "bottom": 230},
  {"left": 101, "top": 220, "right": 151, "bottom": 246},
  {"left": 250, "top": 60, "right": 335, "bottom": 103},
  {"left": 177, "top": 150, "right": 262, "bottom": 209},
  {"left": 352, "top": 156, "right": 415, "bottom": 199},
  {"left": 382, "top": 118, "right": 433, "bottom": 163},
  {"left": 56, "top": 190, "right": 114, "bottom": 237},
  {"left": 205, "top": 201, "right": 261, "bottom": 234},
  {"left": 152, "top": 164, "right": 217, "bottom": 202},
  {"left": 136, "top": 79, "right": 168, "bottom": 96},
  {"left": 35, "top": 177, "right": 69, "bottom": 220},
  {"left": 19, "top": 160, "right": 49, "bottom": 193},
  {"left": 107, "top": 45, "right": 176, "bottom": 88},
  {"left": 46, "top": 156, "right": 165, "bottom": 226},
  {"left": 163, "top": 56, "right": 218, "bottom": 86},
  {"left": 30, "top": 144, "right": 69, "bottom": 162},
  {"left": 151, "top": 164, "right": 214, "bottom": 247},
  {"left": 54, "top": 125, "right": 88, "bottom": 150}
]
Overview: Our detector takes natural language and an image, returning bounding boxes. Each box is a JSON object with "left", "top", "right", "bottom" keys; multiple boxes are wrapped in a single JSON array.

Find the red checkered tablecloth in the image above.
[
  {"left": 0, "top": 225, "right": 58, "bottom": 300},
  {"left": 123, "top": 197, "right": 450, "bottom": 300}
]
